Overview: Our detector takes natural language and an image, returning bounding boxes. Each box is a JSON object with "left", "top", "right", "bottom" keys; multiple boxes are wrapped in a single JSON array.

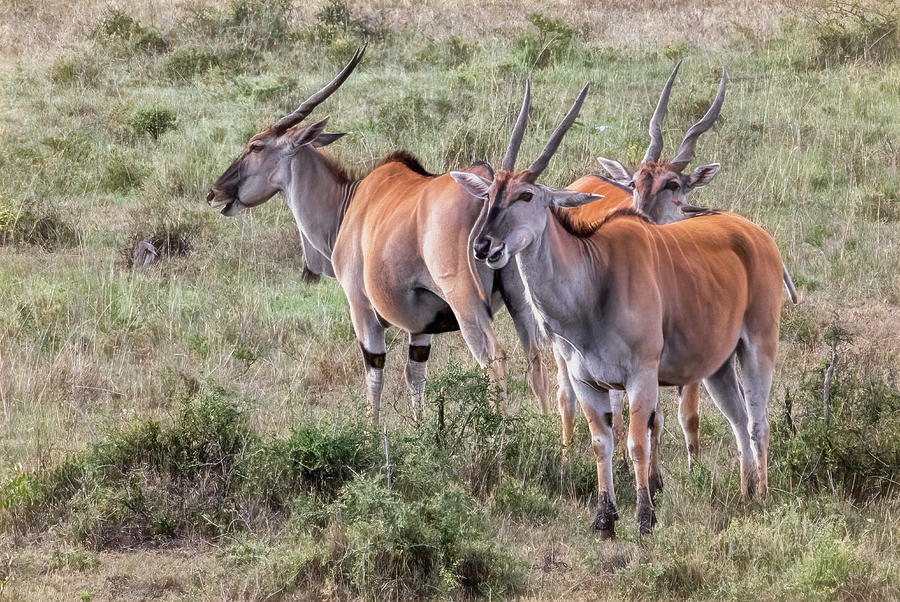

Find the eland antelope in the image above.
[
  {"left": 206, "top": 48, "right": 550, "bottom": 423},
  {"left": 453, "top": 82, "right": 789, "bottom": 538},
  {"left": 560, "top": 64, "right": 797, "bottom": 489},
  {"left": 556, "top": 64, "right": 728, "bottom": 481}
]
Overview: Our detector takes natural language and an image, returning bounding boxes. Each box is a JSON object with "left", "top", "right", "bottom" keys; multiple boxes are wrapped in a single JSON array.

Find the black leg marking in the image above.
[
  {"left": 647, "top": 410, "right": 656, "bottom": 429},
  {"left": 603, "top": 412, "right": 613, "bottom": 428},
  {"left": 636, "top": 488, "right": 657, "bottom": 536},
  {"left": 591, "top": 492, "right": 619, "bottom": 540},
  {"left": 408, "top": 345, "right": 431, "bottom": 363},
  {"left": 360, "top": 343, "right": 385, "bottom": 370}
]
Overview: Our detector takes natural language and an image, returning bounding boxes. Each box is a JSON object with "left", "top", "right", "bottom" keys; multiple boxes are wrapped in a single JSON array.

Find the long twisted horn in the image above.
[
  {"left": 501, "top": 81, "right": 531, "bottom": 172},
  {"left": 669, "top": 67, "right": 727, "bottom": 170},
  {"left": 527, "top": 82, "right": 590, "bottom": 179},
  {"left": 271, "top": 45, "right": 366, "bottom": 134},
  {"left": 642, "top": 60, "right": 681, "bottom": 164}
]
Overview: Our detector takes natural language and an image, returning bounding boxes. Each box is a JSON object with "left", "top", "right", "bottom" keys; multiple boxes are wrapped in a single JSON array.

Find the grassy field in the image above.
[{"left": 0, "top": 0, "right": 898, "bottom": 599}]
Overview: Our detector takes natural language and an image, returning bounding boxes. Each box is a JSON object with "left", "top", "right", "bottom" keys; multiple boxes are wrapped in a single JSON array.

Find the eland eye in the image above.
[
  {"left": 665, "top": 180, "right": 679, "bottom": 191},
  {"left": 517, "top": 191, "right": 533, "bottom": 202},
  {"left": 627, "top": 180, "right": 635, "bottom": 190},
  {"left": 249, "top": 143, "right": 264, "bottom": 153}
]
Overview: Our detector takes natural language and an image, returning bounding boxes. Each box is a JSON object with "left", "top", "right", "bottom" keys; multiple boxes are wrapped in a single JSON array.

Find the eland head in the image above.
[
  {"left": 451, "top": 82, "right": 602, "bottom": 269},
  {"left": 206, "top": 46, "right": 365, "bottom": 216},
  {"left": 598, "top": 63, "right": 727, "bottom": 224}
]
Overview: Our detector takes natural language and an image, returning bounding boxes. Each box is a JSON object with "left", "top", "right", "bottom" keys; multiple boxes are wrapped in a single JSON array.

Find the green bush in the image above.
[
  {"left": 513, "top": 12, "right": 577, "bottom": 70},
  {"left": 100, "top": 153, "right": 144, "bottom": 192},
  {"left": 160, "top": 47, "right": 221, "bottom": 81},
  {"left": 0, "top": 196, "right": 77, "bottom": 249},
  {"left": 129, "top": 107, "right": 177, "bottom": 140},
  {"left": 492, "top": 479, "right": 556, "bottom": 521},
  {"left": 812, "top": 1, "right": 899, "bottom": 66},
  {"left": 89, "top": 10, "right": 167, "bottom": 55},
  {"left": 771, "top": 356, "right": 900, "bottom": 501}
]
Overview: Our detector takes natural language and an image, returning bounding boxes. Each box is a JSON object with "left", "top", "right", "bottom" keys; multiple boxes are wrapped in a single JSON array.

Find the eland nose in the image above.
[
  {"left": 473, "top": 238, "right": 492, "bottom": 261},
  {"left": 206, "top": 190, "right": 215, "bottom": 204}
]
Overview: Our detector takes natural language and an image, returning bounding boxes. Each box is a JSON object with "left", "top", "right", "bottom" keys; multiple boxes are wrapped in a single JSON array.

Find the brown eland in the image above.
[
  {"left": 558, "top": 64, "right": 797, "bottom": 492},
  {"left": 454, "top": 81, "right": 789, "bottom": 538},
  {"left": 207, "top": 48, "right": 550, "bottom": 423}
]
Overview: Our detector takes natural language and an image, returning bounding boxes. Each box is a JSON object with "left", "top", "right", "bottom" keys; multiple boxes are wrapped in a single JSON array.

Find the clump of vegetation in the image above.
[
  {"left": 100, "top": 152, "right": 145, "bottom": 193},
  {"left": 122, "top": 207, "right": 204, "bottom": 266},
  {"left": 812, "top": 1, "right": 899, "bottom": 66},
  {"left": 49, "top": 55, "right": 104, "bottom": 87},
  {"left": 492, "top": 479, "right": 557, "bottom": 521},
  {"left": 0, "top": 196, "right": 77, "bottom": 249},
  {"left": 159, "top": 47, "right": 221, "bottom": 81},
  {"left": 0, "top": 384, "right": 523, "bottom": 597},
  {"left": 772, "top": 341, "right": 900, "bottom": 501},
  {"left": 129, "top": 107, "right": 177, "bottom": 140},
  {"left": 89, "top": 9, "right": 167, "bottom": 55},
  {"left": 307, "top": 0, "right": 388, "bottom": 44},
  {"left": 185, "top": 0, "right": 292, "bottom": 53},
  {"left": 513, "top": 12, "right": 578, "bottom": 70}
]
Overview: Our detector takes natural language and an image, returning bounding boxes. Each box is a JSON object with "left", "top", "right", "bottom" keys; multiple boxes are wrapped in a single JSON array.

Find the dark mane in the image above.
[
  {"left": 551, "top": 206, "right": 652, "bottom": 238},
  {"left": 317, "top": 149, "right": 438, "bottom": 183},
  {"left": 375, "top": 151, "right": 437, "bottom": 178},
  {"left": 319, "top": 151, "right": 365, "bottom": 182}
]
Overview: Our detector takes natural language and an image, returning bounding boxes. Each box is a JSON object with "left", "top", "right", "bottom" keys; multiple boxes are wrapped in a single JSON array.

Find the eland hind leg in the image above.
[
  {"left": 625, "top": 371, "right": 661, "bottom": 535},
  {"left": 405, "top": 333, "right": 432, "bottom": 423},
  {"left": 345, "top": 296, "right": 387, "bottom": 425},
  {"left": 648, "top": 408, "right": 664, "bottom": 502},
  {"left": 678, "top": 382, "right": 701, "bottom": 470},
  {"left": 702, "top": 353, "right": 758, "bottom": 498},
  {"left": 449, "top": 302, "right": 508, "bottom": 412},
  {"left": 737, "top": 334, "right": 776, "bottom": 496}
]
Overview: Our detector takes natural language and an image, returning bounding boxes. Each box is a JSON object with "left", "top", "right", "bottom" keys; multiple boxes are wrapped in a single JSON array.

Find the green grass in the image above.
[{"left": 0, "top": 0, "right": 898, "bottom": 599}]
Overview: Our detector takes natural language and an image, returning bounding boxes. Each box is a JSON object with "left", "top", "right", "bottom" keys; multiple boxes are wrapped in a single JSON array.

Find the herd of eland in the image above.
[{"left": 207, "top": 46, "right": 798, "bottom": 538}]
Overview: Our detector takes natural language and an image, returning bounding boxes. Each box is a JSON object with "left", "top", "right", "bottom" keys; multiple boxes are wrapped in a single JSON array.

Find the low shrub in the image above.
[
  {"left": 129, "top": 107, "right": 177, "bottom": 140},
  {"left": 159, "top": 47, "right": 220, "bottom": 81},
  {"left": 0, "top": 196, "right": 77, "bottom": 249},
  {"left": 812, "top": 1, "right": 899, "bottom": 66},
  {"left": 771, "top": 349, "right": 900, "bottom": 501},
  {"left": 89, "top": 10, "right": 167, "bottom": 55},
  {"left": 513, "top": 13, "right": 578, "bottom": 70}
]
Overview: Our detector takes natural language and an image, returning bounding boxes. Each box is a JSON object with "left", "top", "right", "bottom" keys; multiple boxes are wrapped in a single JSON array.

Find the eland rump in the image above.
[
  {"left": 206, "top": 47, "right": 550, "bottom": 423},
  {"left": 453, "top": 82, "right": 789, "bottom": 538}
]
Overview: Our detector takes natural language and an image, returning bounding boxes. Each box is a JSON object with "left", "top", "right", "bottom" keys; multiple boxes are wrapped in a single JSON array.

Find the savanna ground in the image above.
[{"left": 0, "top": 0, "right": 899, "bottom": 599}]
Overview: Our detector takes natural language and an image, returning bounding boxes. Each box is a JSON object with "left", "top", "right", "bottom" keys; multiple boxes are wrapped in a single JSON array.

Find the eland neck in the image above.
[
  {"left": 283, "top": 150, "right": 359, "bottom": 260},
  {"left": 515, "top": 214, "right": 609, "bottom": 345}
]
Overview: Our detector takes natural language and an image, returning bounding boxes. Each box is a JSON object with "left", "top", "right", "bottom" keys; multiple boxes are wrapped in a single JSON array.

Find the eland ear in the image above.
[
  {"left": 597, "top": 157, "right": 632, "bottom": 183},
  {"left": 312, "top": 132, "right": 348, "bottom": 147},
  {"left": 450, "top": 171, "right": 493, "bottom": 199},
  {"left": 686, "top": 163, "right": 720, "bottom": 190},
  {"left": 289, "top": 116, "right": 331, "bottom": 151},
  {"left": 551, "top": 190, "right": 603, "bottom": 208}
]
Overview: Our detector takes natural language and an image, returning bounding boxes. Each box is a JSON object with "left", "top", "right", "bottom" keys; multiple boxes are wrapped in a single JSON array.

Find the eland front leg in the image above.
[
  {"left": 570, "top": 377, "right": 618, "bottom": 539},
  {"left": 405, "top": 333, "right": 432, "bottom": 422},
  {"left": 553, "top": 345, "right": 578, "bottom": 449}
]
